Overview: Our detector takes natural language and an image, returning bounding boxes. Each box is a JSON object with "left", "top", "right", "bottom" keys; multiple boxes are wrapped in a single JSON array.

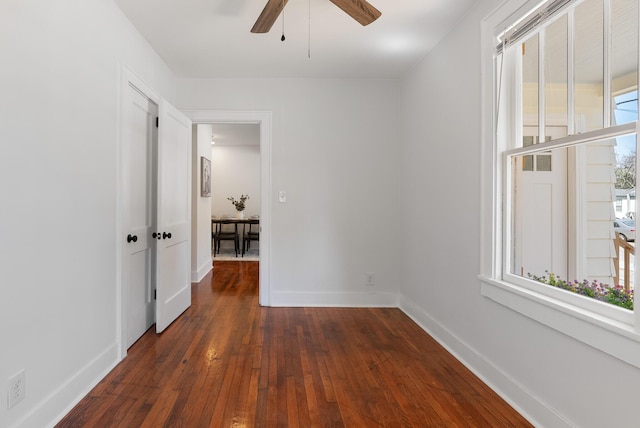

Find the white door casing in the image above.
[
  {"left": 155, "top": 101, "right": 192, "bottom": 333},
  {"left": 183, "top": 110, "right": 272, "bottom": 307}
]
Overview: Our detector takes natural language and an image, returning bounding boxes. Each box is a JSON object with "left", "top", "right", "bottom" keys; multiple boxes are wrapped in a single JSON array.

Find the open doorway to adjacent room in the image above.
[
  {"left": 209, "top": 123, "right": 261, "bottom": 260},
  {"left": 186, "top": 110, "right": 271, "bottom": 307}
]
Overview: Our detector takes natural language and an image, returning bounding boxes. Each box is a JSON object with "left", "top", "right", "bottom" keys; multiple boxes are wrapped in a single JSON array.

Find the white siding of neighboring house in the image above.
[
  {"left": 585, "top": 143, "right": 618, "bottom": 285},
  {"left": 614, "top": 190, "right": 636, "bottom": 217}
]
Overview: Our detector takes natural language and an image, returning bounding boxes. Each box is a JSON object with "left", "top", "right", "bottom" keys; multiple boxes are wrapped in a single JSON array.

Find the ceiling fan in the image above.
[{"left": 251, "top": 0, "right": 381, "bottom": 33}]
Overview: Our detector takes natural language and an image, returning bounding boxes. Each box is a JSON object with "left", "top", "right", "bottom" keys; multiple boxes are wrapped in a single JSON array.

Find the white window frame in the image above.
[{"left": 480, "top": 0, "right": 640, "bottom": 368}]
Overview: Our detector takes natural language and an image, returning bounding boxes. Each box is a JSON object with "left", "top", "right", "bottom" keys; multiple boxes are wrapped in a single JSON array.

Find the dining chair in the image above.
[
  {"left": 242, "top": 219, "right": 260, "bottom": 257},
  {"left": 213, "top": 220, "right": 239, "bottom": 257}
]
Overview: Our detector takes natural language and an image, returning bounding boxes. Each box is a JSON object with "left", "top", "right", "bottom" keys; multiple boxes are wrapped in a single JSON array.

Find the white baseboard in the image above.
[
  {"left": 398, "top": 295, "right": 572, "bottom": 428},
  {"left": 11, "top": 343, "right": 120, "bottom": 428},
  {"left": 191, "top": 259, "right": 213, "bottom": 283},
  {"left": 270, "top": 290, "right": 399, "bottom": 307}
]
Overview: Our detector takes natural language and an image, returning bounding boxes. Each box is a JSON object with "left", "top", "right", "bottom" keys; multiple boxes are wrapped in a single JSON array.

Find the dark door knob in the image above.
[
  {"left": 127, "top": 234, "right": 138, "bottom": 243},
  {"left": 163, "top": 232, "right": 172, "bottom": 239}
]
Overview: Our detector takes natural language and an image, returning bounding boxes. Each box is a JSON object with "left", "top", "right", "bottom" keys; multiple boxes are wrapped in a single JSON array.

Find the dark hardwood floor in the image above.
[{"left": 57, "top": 261, "right": 532, "bottom": 427}]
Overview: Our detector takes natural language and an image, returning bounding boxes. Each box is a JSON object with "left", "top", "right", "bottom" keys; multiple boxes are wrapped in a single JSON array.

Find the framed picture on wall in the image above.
[{"left": 201, "top": 156, "right": 211, "bottom": 197}]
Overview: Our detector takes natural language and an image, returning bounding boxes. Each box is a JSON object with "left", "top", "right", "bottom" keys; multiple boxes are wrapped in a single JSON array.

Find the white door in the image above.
[
  {"left": 515, "top": 145, "right": 568, "bottom": 280},
  {"left": 122, "top": 84, "right": 158, "bottom": 348},
  {"left": 155, "top": 101, "right": 192, "bottom": 333}
]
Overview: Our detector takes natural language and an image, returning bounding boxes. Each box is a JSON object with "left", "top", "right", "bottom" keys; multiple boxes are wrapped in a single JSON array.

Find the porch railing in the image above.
[{"left": 613, "top": 232, "right": 635, "bottom": 293}]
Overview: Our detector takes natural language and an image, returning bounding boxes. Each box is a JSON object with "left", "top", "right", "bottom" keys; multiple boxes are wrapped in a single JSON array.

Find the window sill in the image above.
[{"left": 479, "top": 275, "right": 640, "bottom": 368}]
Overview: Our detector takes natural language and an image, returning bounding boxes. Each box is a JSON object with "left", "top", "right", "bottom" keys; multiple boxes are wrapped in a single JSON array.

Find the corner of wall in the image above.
[
  {"left": 192, "top": 260, "right": 213, "bottom": 283},
  {"left": 397, "top": 294, "right": 572, "bottom": 428}
]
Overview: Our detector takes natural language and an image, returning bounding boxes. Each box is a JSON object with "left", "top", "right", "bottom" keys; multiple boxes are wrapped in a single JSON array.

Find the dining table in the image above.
[{"left": 211, "top": 216, "right": 260, "bottom": 256}]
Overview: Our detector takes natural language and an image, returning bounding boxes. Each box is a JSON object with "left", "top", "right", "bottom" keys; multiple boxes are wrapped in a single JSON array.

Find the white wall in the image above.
[
  {"left": 191, "top": 124, "right": 213, "bottom": 281},
  {"left": 7, "top": 0, "right": 635, "bottom": 426},
  {"left": 0, "top": 0, "right": 175, "bottom": 426},
  {"left": 398, "top": 1, "right": 640, "bottom": 427},
  {"left": 177, "top": 78, "right": 401, "bottom": 306},
  {"left": 211, "top": 145, "right": 261, "bottom": 218}
]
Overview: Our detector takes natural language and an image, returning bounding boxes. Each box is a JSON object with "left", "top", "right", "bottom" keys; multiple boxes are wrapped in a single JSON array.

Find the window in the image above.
[{"left": 481, "top": 0, "right": 640, "bottom": 367}]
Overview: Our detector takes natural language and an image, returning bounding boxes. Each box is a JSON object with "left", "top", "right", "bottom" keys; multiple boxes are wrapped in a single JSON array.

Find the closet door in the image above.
[
  {"left": 122, "top": 84, "right": 158, "bottom": 348},
  {"left": 155, "top": 101, "right": 192, "bottom": 333}
]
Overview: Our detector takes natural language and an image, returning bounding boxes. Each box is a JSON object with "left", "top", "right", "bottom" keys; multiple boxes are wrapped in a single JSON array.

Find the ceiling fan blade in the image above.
[
  {"left": 329, "top": 0, "right": 381, "bottom": 26},
  {"left": 251, "top": 0, "right": 289, "bottom": 33}
]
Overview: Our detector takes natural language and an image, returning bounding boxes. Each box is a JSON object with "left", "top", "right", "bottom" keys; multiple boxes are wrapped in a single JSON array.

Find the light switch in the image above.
[{"left": 278, "top": 191, "right": 287, "bottom": 203}]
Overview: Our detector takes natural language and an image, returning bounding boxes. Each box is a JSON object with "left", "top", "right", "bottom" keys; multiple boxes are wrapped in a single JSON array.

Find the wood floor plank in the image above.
[
  {"left": 139, "top": 387, "right": 179, "bottom": 428},
  {"left": 57, "top": 261, "right": 532, "bottom": 427}
]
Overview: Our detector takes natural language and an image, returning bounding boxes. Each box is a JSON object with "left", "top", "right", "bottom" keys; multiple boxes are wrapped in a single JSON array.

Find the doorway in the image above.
[
  {"left": 209, "top": 123, "right": 260, "bottom": 258},
  {"left": 185, "top": 110, "right": 272, "bottom": 307}
]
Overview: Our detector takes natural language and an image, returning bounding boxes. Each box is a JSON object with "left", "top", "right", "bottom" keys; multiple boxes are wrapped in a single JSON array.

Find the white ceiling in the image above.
[
  {"left": 211, "top": 123, "right": 260, "bottom": 146},
  {"left": 112, "top": 0, "right": 476, "bottom": 79}
]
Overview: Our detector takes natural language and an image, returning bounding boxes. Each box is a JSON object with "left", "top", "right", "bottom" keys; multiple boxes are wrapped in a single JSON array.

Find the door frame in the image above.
[
  {"left": 117, "top": 66, "right": 162, "bottom": 359},
  {"left": 184, "top": 110, "right": 272, "bottom": 308}
]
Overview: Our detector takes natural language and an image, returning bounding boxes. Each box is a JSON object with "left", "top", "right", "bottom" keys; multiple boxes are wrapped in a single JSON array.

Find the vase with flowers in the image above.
[{"left": 227, "top": 194, "right": 249, "bottom": 219}]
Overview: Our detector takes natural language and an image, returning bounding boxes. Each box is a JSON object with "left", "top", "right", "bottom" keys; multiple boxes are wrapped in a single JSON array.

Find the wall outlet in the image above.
[
  {"left": 365, "top": 272, "right": 375, "bottom": 286},
  {"left": 7, "top": 370, "right": 25, "bottom": 409}
]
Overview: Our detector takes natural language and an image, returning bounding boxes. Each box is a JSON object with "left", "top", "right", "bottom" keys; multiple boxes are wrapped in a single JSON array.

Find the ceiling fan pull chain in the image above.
[
  {"left": 308, "top": 0, "right": 311, "bottom": 58},
  {"left": 281, "top": 0, "right": 286, "bottom": 41}
]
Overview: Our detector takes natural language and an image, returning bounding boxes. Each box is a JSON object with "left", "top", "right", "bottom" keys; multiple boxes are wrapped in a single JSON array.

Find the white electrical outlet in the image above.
[
  {"left": 365, "top": 272, "right": 375, "bottom": 286},
  {"left": 8, "top": 370, "right": 25, "bottom": 409}
]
